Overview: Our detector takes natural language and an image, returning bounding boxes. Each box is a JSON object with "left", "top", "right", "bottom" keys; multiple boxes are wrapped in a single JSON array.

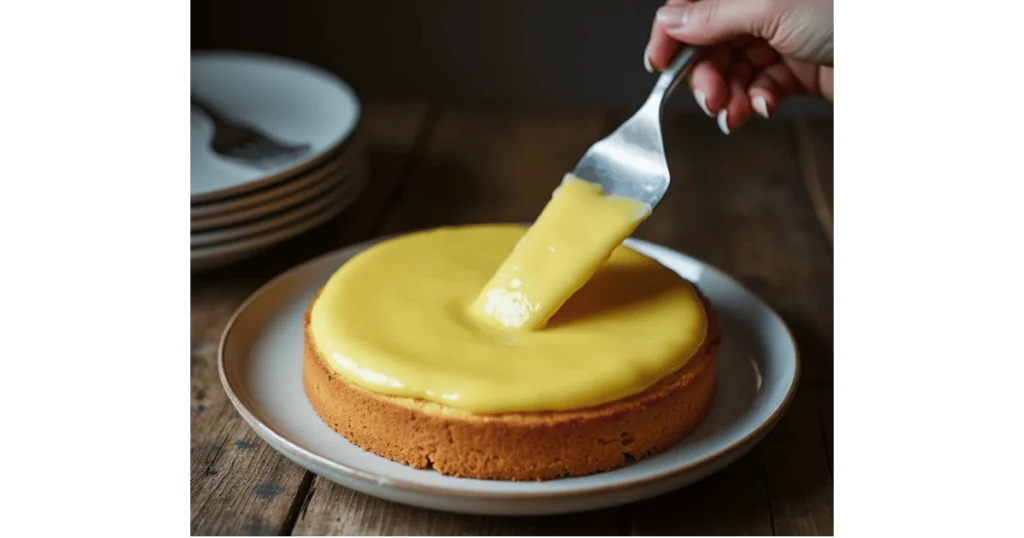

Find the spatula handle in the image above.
[{"left": 650, "top": 46, "right": 701, "bottom": 108}]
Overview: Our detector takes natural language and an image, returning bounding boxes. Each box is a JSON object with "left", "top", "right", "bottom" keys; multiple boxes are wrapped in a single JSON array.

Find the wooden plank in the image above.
[
  {"left": 191, "top": 281, "right": 310, "bottom": 536},
  {"left": 190, "top": 100, "right": 433, "bottom": 535},
  {"left": 629, "top": 449, "right": 772, "bottom": 535},
  {"left": 794, "top": 116, "right": 834, "bottom": 246},
  {"left": 762, "top": 389, "right": 834, "bottom": 535},
  {"left": 294, "top": 106, "right": 626, "bottom": 536},
  {"left": 622, "top": 113, "right": 832, "bottom": 533},
  {"left": 294, "top": 480, "right": 625, "bottom": 536}
]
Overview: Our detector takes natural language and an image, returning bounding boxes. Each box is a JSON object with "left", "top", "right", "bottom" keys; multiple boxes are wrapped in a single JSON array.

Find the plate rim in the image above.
[
  {"left": 190, "top": 156, "right": 355, "bottom": 232},
  {"left": 191, "top": 163, "right": 366, "bottom": 248},
  {"left": 190, "top": 137, "right": 364, "bottom": 219},
  {"left": 190, "top": 50, "right": 363, "bottom": 203},
  {"left": 190, "top": 167, "right": 367, "bottom": 263},
  {"left": 217, "top": 232, "right": 802, "bottom": 500}
]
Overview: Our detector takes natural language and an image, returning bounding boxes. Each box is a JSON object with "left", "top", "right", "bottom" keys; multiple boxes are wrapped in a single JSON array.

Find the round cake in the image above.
[{"left": 302, "top": 224, "right": 720, "bottom": 480}]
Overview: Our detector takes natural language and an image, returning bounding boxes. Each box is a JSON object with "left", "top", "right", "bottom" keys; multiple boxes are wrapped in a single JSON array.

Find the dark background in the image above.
[{"left": 191, "top": 0, "right": 833, "bottom": 115}]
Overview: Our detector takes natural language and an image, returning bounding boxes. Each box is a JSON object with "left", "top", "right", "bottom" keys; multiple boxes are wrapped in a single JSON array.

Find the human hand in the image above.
[{"left": 644, "top": 0, "right": 833, "bottom": 134}]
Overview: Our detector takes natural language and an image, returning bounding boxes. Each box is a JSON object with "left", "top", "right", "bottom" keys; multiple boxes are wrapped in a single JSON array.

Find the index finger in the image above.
[{"left": 644, "top": 0, "right": 691, "bottom": 71}]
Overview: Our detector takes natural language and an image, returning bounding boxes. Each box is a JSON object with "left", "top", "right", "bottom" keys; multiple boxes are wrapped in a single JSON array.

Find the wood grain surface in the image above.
[{"left": 190, "top": 102, "right": 834, "bottom": 535}]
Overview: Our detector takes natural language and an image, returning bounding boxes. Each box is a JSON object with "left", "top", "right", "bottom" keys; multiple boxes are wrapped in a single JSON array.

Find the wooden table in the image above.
[{"left": 191, "top": 101, "right": 834, "bottom": 535}]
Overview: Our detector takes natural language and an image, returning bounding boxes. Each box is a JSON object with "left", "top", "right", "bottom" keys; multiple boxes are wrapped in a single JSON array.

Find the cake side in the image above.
[{"left": 302, "top": 289, "right": 721, "bottom": 481}]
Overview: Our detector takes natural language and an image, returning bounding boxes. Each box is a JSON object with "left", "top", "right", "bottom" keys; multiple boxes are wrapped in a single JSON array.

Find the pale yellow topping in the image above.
[
  {"left": 469, "top": 175, "right": 653, "bottom": 330},
  {"left": 309, "top": 221, "right": 708, "bottom": 414}
]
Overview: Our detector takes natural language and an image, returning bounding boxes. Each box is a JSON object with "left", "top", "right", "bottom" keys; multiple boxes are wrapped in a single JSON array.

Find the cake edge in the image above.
[{"left": 302, "top": 287, "right": 721, "bottom": 481}]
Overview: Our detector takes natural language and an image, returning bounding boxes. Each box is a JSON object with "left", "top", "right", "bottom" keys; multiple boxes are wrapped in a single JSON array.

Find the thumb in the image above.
[{"left": 655, "top": 0, "right": 780, "bottom": 45}]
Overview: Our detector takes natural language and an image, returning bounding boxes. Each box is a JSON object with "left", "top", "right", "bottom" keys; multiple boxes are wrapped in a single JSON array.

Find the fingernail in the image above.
[
  {"left": 643, "top": 49, "right": 654, "bottom": 73},
  {"left": 752, "top": 95, "right": 769, "bottom": 118},
  {"left": 694, "top": 89, "right": 713, "bottom": 117},
  {"left": 717, "top": 110, "right": 730, "bottom": 135},
  {"left": 655, "top": 6, "right": 689, "bottom": 27}
]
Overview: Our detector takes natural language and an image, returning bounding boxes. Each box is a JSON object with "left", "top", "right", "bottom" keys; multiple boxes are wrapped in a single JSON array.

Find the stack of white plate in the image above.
[{"left": 191, "top": 51, "right": 367, "bottom": 272}]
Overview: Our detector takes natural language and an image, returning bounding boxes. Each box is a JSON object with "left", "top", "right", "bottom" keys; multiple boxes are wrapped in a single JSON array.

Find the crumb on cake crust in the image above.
[{"left": 302, "top": 291, "right": 720, "bottom": 481}]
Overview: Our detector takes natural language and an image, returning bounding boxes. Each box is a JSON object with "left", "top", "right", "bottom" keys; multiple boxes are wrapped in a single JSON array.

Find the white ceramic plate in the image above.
[
  {"left": 190, "top": 168, "right": 368, "bottom": 272},
  {"left": 191, "top": 51, "right": 360, "bottom": 203},
  {"left": 218, "top": 235, "right": 801, "bottom": 515},
  {"left": 191, "top": 163, "right": 366, "bottom": 248},
  {"left": 190, "top": 153, "right": 362, "bottom": 232},
  {"left": 191, "top": 135, "right": 365, "bottom": 220}
]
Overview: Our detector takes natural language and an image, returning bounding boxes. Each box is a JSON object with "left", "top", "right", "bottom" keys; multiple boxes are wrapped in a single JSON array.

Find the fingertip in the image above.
[
  {"left": 646, "top": 0, "right": 699, "bottom": 71},
  {"left": 748, "top": 69, "right": 796, "bottom": 118},
  {"left": 751, "top": 93, "right": 771, "bottom": 118},
  {"left": 716, "top": 109, "right": 731, "bottom": 135},
  {"left": 749, "top": 63, "right": 802, "bottom": 108},
  {"left": 646, "top": 30, "right": 680, "bottom": 72},
  {"left": 723, "top": 102, "right": 754, "bottom": 133},
  {"left": 687, "top": 60, "right": 729, "bottom": 113},
  {"left": 722, "top": 88, "right": 755, "bottom": 134},
  {"left": 694, "top": 88, "right": 713, "bottom": 117},
  {"left": 717, "top": 59, "right": 755, "bottom": 132}
]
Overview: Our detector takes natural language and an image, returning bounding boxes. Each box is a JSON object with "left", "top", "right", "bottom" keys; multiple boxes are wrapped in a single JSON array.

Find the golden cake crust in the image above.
[{"left": 302, "top": 289, "right": 720, "bottom": 481}]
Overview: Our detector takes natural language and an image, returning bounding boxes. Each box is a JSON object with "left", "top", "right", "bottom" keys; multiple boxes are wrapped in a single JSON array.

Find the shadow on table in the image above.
[{"left": 777, "top": 309, "right": 834, "bottom": 383}]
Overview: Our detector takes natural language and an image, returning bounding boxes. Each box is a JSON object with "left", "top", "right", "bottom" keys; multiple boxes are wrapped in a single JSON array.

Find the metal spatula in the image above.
[{"left": 571, "top": 46, "right": 700, "bottom": 208}]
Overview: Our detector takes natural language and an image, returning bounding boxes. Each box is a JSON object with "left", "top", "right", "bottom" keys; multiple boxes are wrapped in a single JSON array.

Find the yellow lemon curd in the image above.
[{"left": 308, "top": 175, "right": 708, "bottom": 413}]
